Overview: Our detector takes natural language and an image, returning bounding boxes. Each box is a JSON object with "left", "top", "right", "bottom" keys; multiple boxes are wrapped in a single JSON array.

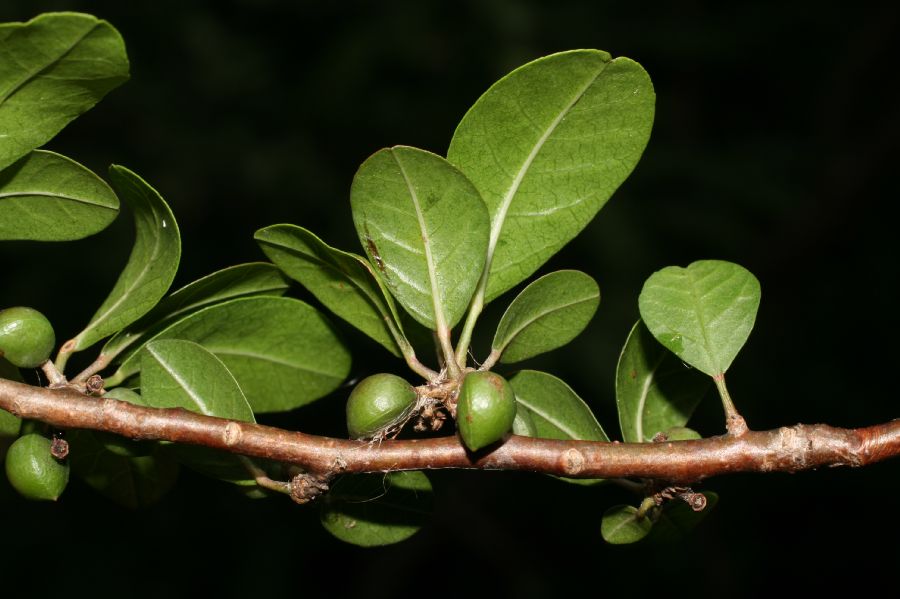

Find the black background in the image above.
[{"left": 1, "top": 1, "right": 898, "bottom": 596}]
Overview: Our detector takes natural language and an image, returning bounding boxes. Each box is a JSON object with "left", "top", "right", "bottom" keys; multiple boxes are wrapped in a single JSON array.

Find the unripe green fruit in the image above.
[
  {"left": 456, "top": 371, "right": 516, "bottom": 451},
  {"left": 4, "top": 433, "right": 69, "bottom": 501},
  {"left": 346, "top": 373, "right": 417, "bottom": 439},
  {"left": 0, "top": 307, "right": 56, "bottom": 368}
]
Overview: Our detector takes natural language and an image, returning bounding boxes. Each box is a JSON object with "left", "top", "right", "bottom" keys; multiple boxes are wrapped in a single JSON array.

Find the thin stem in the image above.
[
  {"left": 238, "top": 456, "right": 291, "bottom": 495},
  {"left": 72, "top": 353, "right": 113, "bottom": 384},
  {"left": 455, "top": 278, "right": 486, "bottom": 369},
  {"left": 3, "top": 376, "right": 898, "bottom": 483},
  {"left": 480, "top": 348, "right": 501, "bottom": 371},
  {"left": 40, "top": 360, "right": 67, "bottom": 387},
  {"left": 436, "top": 325, "right": 459, "bottom": 378},
  {"left": 386, "top": 317, "right": 438, "bottom": 382},
  {"left": 714, "top": 374, "right": 748, "bottom": 436},
  {"left": 103, "top": 371, "right": 126, "bottom": 388},
  {"left": 53, "top": 339, "right": 75, "bottom": 374}
]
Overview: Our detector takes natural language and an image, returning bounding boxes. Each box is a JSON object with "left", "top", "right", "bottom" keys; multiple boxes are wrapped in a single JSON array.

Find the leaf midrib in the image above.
[
  {"left": 0, "top": 21, "right": 99, "bottom": 106},
  {"left": 0, "top": 189, "right": 117, "bottom": 209},
  {"left": 76, "top": 180, "right": 167, "bottom": 348},
  {"left": 146, "top": 344, "right": 212, "bottom": 415},
  {"left": 496, "top": 291, "right": 596, "bottom": 353},
  {"left": 391, "top": 150, "right": 447, "bottom": 331},
  {"left": 484, "top": 61, "right": 609, "bottom": 274}
]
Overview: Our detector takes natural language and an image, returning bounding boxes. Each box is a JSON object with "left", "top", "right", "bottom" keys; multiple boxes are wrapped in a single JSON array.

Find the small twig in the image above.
[{"left": 2, "top": 377, "right": 899, "bottom": 484}]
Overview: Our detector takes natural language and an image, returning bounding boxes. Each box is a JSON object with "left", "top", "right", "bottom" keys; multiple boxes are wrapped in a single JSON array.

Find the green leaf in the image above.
[
  {"left": 67, "top": 165, "right": 181, "bottom": 353},
  {"left": 68, "top": 431, "right": 178, "bottom": 509},
  {"left": 142, "top": 339, "right": 255, "bottom": 421},
  {"left": 509, "top": 370, "right": 608, "bottom": 442},
  {"left": 648, "top": 492, "right": 718, "bottom": 544},
  {"left": 102, "top": 262, "right": 290, "bottom": 365},
  {"left": 255, "top": 224, "right": 403, "bottom": 356},
  {"left": 0, "top": 13, "right": 129, "bottom": 170},
  {"left": 492, "top": 270, "right": 599, "bottom": 363},
  {"left": 350, "top": 146, "right": 489, "bottom": 330},
  {"left": 615, "top": 320, "right": 710, "bottom": 443},
  {"left": 111, "top": 296, "right": 351, "bottom": 413},
  {"left": 601, "top": 505, "right": 653, "bottom": 544},
  {"left": 320, "top": 471, "right": 433, "bottom": 547},
  {"left": 0, "top": 150, "right": 119, "bottom": 241},
  {"left": 141, "top": 339, "right": 254, "bottom": 482},
  {"left": 448, "top": 49, "right": 654, "bottom": 301},
  {"left": 638, "top": 260, "right": 761, "bottom": 377}
]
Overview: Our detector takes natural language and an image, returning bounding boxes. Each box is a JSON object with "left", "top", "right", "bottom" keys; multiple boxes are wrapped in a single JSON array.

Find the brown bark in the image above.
[{"left": 1, "top": 377, "right": 898, "bottom": 484}]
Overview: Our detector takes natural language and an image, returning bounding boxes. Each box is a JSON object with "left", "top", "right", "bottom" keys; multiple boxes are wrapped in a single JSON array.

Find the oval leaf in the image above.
[
  {"left": 638, "top": 260, "right": 761, "bottom": 377},
  {"left": 141, "top": 339, "right": 255, "bottom": 421},
  {"left": 0, "top": 13, "right": 129, "bottom": 170},
  {"left": 615, "top": 320, "right": 710, "bottom": 443},
  {"left": 493, "top": 270, "right": 599, "bottom": 363},
  {"left": 0, "top": 151, "right": 119, "bottom": 240},
  {"left": 255, "top": 224, "right": 403, "bottom": 356},
  {"left": 601, "top": 505, "right": 653, "bottom": 544},
  {"left": 141, "top": 339, "right": 254, "bottom": 483},
  {"left": 448, "top": 49, "right": 655, "bottom": 301},
  {"left": 102, "top": 262, "right": 290, "bottom": 364},
  {"left": 68, "top": 165, "right": 181, "bottom": 353},
  {"left": 509, "top": 370, "right": 607, "bottom": 442},
  {"left": 111, "top": 297, "right": 351, "bottom": 413},
  {"left": 350, "top": 146, "right": 489, "bottom": 330},
  {"left": 320, "top": 471, "right": 433, "bottom": 547}
]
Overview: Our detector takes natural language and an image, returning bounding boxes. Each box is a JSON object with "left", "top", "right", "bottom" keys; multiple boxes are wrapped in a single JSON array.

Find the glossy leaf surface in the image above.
[
  {"left": 256, "top": 224, "right": 402, "bottom": 356},
  {"left": 320, "top": 471, "right": 433, "bottom": 547},
  {"left": 350, "top": 146, "right": 489, "bottom": 329},
  {"left": 492, "top": 270, "right": 599, "bottom": 363},
  {"left": 638, "top": 260, "right": 761, "bottom": 377},
  {"left": 509, "top": 370, "right": 607, "bottom": 442},
  {"left": 141, "top": 339, "right": 254, "bottom": 482},
  {"left": 615, "top": 320, "right": 710, "bottom": 443},
  {"left": 601, "top": 505, "right": 653, "bottom": 544},
  {"left": 102, "top": 262, "right": 290, "bottom": 364},
  {"left": 113, "top": 297, "right": 351, "bottom": 413},
  {"left": 0, "top": 151, "right": 118, "bottom": 240},
  {"left": 0, "top": 13, "right": 128, "bottom": 169},
  {"left": 448, "top": 49, "right": 654, "bottom": 301},
  {"left": 69, "top": 166, "right": 180, "bottom": 352}
]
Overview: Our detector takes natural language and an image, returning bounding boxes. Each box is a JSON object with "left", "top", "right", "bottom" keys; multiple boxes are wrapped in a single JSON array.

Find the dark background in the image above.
[{"left": 1, "top": 1, "right": 898, "bottom": 595}]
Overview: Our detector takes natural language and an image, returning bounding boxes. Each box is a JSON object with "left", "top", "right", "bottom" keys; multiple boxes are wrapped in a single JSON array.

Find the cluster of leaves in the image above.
[{"left": 0, "top": 13, "right": 762, "bottom": 547}]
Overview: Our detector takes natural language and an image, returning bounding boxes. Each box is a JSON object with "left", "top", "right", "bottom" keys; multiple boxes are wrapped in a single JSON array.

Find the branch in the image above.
[{"left": 2, "top": 377, "right": 898, "bottom": 484}]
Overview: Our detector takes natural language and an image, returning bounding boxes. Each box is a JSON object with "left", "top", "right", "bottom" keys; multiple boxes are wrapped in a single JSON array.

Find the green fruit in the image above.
[
  {"left": 0, "top": 307, "right": 56, "bottom": 368},
  {"left": 4, "top": 433, "right": 69, "bottom": 501},
  {"left": 456, "top": 371, "right": 516, "bottom": 451},
  {"left": 346, "top": 373, "right": 417, "bottom": 439}
]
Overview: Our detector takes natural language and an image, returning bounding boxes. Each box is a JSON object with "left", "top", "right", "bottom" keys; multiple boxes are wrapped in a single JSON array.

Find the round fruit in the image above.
[
  {"left": 456, "top": 371, "right": 516, "bottom": 451},
  {"left": 4, "top": 433, "right": 69, "bottom": 501},
  {"left": 0, "top": 307, "right": 56, "bottom": 368},
  {"left": 346, "top": 373, "right": 417, "bottom": 439}
]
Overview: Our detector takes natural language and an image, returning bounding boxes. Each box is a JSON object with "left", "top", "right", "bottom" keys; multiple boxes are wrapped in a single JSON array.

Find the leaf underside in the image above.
[
  {"left": 615, "top": 320, "right": 710, "bottom": 443},
  {"left": 448, "top": 49, "right": 655, "bottom": 302},
  {"left": 350, "top": 146, "right": 489, "bottom": 330},
  {"left": 638, "top": 260, "right": 761, "bottom": 377}
]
